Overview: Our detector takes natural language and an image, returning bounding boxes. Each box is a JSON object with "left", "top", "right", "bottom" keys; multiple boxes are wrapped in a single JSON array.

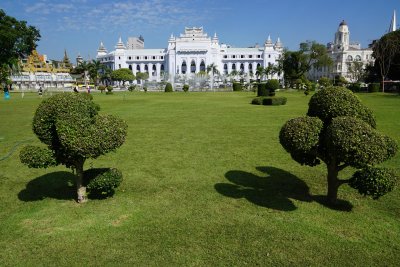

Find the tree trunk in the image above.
[
  {"left": 75, "top": 161, "right": 87, "bottom": 203},
  {"left": 327, "top": 161, "right": 340, "bottom": 204}
]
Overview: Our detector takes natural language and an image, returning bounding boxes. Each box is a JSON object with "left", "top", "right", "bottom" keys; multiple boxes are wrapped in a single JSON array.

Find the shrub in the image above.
[
  {"left": 251, "top": 97, "right": 263, "bottom": 105},
  {"left": 349, "top": 167, "right": 398, "bottom": 199},
  {"left": 165, "top": 83, "right": 173, "bottom": 92},
  {"left": 86, "top": 168, "right": 123, "bottom": 198},
  {"left": 143, "top": 86, "right": 148, "bottom": 92},
  {"left": 81, "top": 93, "right": 93, "bottom": 101},
  {"left": 318, "top": 77, "right": 331, "bottom": 88},
  {"left": 251, "top": 96, "right": 287, "bottom": 106},
  {"left": 266, "top": 79, "right": 280, "bottom": 96},
  {"left": 183, "top": 84, "right": 189, "bottom": 92},
  {"left": 106, "top": 85, "right": 113, "bottom": 95},
  {"left": 232, "top": 82, "right": 242, "bottom": 91},
  {"left": 98, "top": 85, "right": 106, "bottom": 93},
  {"left": 348, "top": 83, "right": 361, "bottom": 92},
  {"left": 257, "top": 83, "right": 268, "bottom": 96},
  {"left": 128, "top": 85, "right": 136, "bottom": 92},
  {"left": 263, "top": 96, "right": 287, "bottom": 106},
  {"left": 368, "top": 83, "right": 380, "bottom": 93}
]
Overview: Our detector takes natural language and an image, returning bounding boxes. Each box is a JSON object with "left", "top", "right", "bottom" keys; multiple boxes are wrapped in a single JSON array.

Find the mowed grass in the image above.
[{"left": 0, "top": 90, "right": 399, "bottom": 266}]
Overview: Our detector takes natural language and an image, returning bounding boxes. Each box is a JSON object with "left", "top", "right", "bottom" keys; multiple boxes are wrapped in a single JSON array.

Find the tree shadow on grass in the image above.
[
  {"left": 312, "top": 195, "right": 353, "bottom": 212},
  {"left": 215, "top": 166, "right": 313, "bottom": 211},
  {"left": 18, "top": 171, "right": 75, "bottom": 201}
]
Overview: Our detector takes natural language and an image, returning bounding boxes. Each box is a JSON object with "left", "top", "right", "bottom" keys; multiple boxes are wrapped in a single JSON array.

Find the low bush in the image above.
[
  {"left": 86, "top": 168, "right": 123, "bottom": 198},
  {"left": 263, "top": 96, "right": 287, "bottom": 105},
  {"left": 81, "top": 93, "right": 93, "bottom": 100},
  {"left": 251, "top": 97, "right": 263, "bottom": 105},
  {"left": 165, "top": 83, "right": 173, "bottom": 92},
  {"left": 128, "top": 85, "right": 136, "bottom": 92},
  {"left": 183, "top": 84, "right": 189, "bottom": 92},
  {"left": 348, "top": 83, "right": 361, "bottom": 92},
  {"left": 251, "top": 96, "right": 287, "bottom": 106},
  {"left": 232, "top": 82, "right": 242, "bottom": 91},
  {"left": 98, "top": 85, "right": 106, "bottom": 93},
  {"left": 368, "top": 83, "right": 380, "bottom": 93},
  {"left": 106, "top": 86, "right": 113, "bottom": 95}
]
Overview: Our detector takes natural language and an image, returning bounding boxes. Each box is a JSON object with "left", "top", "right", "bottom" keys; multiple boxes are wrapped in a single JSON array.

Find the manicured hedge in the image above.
[
  {"left": 251, "top": 96, "right": 287, "bottom": 106},
  {"left": 85, "top": 168, "right": 123, "bottom": 198},
  {"left": 368, "top": 83, "right": 380, "bottom": 93},
  {"left": 232, "top": 82, "right": 242, "bottom": 91},
  {"left": 165, "top": 83, "right": 173, "bottom": 92}
]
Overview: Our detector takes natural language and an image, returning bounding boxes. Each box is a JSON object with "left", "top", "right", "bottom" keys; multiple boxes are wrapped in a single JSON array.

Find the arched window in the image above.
[
  {"left": 240, "top": 63, "right": 244, "bottom": 71},
  {"left": 190, "top": 60, "right": 196, "bottom": 73},
  {"left": 129, "top": 65, "right": 132, "bottom": 70},
  {"left": 136, "top": 65, "right": 140, "bottom": 71},
  {"left": 224, "top": 63, "right": 228, "bottom": 74},
  {"left": 145, "top": 65, "right": 149, "bottom": 73},
  {"left": 152, "top": 65, "right": 156, "bottom": 76},
  {"left": 355, "top": 55, "right": 362, "bottom": 61},
  {"left": 249, "top": 64, "right": 253, "bottom": 71},
  {"left": 232, "top": 63, "right": 236, "bottom": 70},
  {"left": 257, "top": 63, "right": 261, "bottom": 68},
  {"left": 347, "top": 55, "right": 353, "bottom": 61},
  {"left": 181, "top": 61, "right": 187, "bottom": 74},
  {"left": 200, "top": 61, "right": 206, "bottom": 72},
  {"left": 161, "top": 64, "right": 164, "bottom": 72}
]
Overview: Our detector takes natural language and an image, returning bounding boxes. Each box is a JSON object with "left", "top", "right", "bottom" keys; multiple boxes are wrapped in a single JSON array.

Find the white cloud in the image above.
[{"left": 24, "top": 0, "right": 222, "bottom": 33}]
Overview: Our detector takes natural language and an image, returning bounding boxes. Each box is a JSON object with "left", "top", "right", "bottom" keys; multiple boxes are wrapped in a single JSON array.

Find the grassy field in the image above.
[{"left": 0, "top": 90, "right": 399, "bottom": 266}]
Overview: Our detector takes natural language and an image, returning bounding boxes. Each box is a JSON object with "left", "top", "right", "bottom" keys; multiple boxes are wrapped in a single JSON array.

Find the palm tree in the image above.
[
  {"left": 100, "top": 67, "right": 112, "bottom": 87},
  {"left": 255, "top": 66, "right": 264, "bottom": 82},
  {"left": 75, "top": 61, "right": 90, "bottom": 88},
  {"left": 206, "top": 63, "right": 219, "bottom": 92},
  {"left": 88, "top": 60, "right": 102, "bottom": 89},
  {"left": 264, "top": 64, "right": 274, "bottom": 80}
]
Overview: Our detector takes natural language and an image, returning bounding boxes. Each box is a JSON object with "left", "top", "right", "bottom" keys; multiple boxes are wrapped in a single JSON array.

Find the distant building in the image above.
[
  {"left": 127, "top": 36, "right": 144, "bottom": 49},
  {"left": 96, "top": 27, "right": 284, "bottom": 84},
  {"left": 11, "top": 50, "right": 75, "bottom": 90},
  {"left": 309, "top": 20, "right": 374, "bottom": 82},
  {"left": 309, "top": 11, "right": 397, "bottom": 82}
]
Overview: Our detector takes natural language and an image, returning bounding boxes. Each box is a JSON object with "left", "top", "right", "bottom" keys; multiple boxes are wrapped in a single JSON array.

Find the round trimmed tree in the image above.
[
  {"left": 279, "top": 87, "right": 398, "bottom": 204},
  {"left": 20, "top": 93, "right": 128, "bottom": 203}
]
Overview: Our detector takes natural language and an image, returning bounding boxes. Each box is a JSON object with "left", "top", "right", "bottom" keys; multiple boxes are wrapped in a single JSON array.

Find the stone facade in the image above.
[{"left": 96, "top": 27, "right": 284, "bottom": 84}]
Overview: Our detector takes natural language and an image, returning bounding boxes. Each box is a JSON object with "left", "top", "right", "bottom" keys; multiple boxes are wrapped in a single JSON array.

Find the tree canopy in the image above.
[
  {"left": 279, "top": 87, "right": 397, "bottom": 205},
  {"left": 0, "top": 9, "right": 40, "bottom": 83},
  {"left": 111, "top": 68, "right": 135, "bottom": 85},
  {"left": 283, "top": 41, "right": 332, "bottom": 84}
]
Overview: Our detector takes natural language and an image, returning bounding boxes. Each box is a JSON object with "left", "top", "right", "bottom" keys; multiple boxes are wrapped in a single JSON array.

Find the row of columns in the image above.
[
  {"left": 128, "top": 62, "right": 165, "bottom": 81},
  {"left": 223, "top": 62, "right": 262, "bottom": 74}
]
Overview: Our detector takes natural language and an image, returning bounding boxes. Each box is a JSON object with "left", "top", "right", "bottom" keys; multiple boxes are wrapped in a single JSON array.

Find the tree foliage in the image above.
[
  {"left": 283, "top": 41, "right": 332, "bottom": 85},
  {"left": 279, "top": 87, "right": 397, "bottom": 204},
  {"left": 20, "top": 93, "right": 128, "bottom": 203},
  {"left": 0, "top": 9, "right": 40, "bottom": 83},
  {"left": 111, "top": 68, "right": 135, "bottom": 85}
]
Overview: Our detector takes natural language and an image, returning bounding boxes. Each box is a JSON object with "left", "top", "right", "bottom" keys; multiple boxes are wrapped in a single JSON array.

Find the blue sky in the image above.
[{"left": 1, "top": 0, "right": 398, "bottom": 61}]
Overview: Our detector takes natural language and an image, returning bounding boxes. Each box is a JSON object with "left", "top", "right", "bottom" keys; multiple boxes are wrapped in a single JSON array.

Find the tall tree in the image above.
[
  {"left": 0, "top": 9, "right": 40, "bottom": 84},
  {"left": 347, "top": 61, "right": 365, "bottom": 83},
  {"left": 283, "top": 41, "right": 332, "bottom": 85},
  {"left": 372, "top": 30, "right": 400, "bottom": 92}
]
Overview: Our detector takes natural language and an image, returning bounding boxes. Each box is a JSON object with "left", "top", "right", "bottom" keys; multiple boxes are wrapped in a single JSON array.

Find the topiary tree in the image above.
[
  {"left": 279, "top": 87, "right": 397, "bottom": 205},
  {"left": 266, "top": 79, "right": 280, "bottom": 96},
  {"left": 165, "top": 82, "right": 173, "bottom": 92},
  {"left": 19, "top": 93, "right": 128, "bottom": 203}
]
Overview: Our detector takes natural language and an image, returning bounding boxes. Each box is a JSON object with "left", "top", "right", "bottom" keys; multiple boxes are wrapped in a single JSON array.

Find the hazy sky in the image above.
[{"left": 1, "top": 0, "right": 398, "bottom": 61}]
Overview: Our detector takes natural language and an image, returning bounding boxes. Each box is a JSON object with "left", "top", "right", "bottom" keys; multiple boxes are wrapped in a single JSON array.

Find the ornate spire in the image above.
[
  {"left": 265, "top": 35, "right": 273, "bottom": 46},
  {"left": 97, "top": 41, "right": 108, "bottom": 55},
  {"left": 115, "top": 37, "right": 126, "bottom": 50},
  {"left": 275, "top": 37, "right": 282, "bottom": 48}
]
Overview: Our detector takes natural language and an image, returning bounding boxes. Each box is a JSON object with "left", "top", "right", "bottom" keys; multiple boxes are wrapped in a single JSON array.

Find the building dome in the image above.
[{"left": 339, "top": 20, "right": 347, "bottom": 26}]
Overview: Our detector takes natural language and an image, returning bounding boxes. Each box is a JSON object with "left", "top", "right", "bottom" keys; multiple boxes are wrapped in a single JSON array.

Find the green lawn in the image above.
[{"left": 0, "top": 91, "right": 399, "bottom": 266}]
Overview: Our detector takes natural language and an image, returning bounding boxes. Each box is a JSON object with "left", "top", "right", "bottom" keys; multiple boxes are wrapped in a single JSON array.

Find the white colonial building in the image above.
[
  {"left": 309, "top": 20, "right": 374, "bottom": 82},
  {"left": 96, "top": 27, "right": 284, "bottom": 85}
]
